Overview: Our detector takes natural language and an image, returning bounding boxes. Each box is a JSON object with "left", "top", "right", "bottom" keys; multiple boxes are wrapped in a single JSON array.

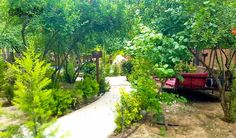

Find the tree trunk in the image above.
[
  {"left": 188, "top": 47, "right": 235, "bottom": 122},
  {"left": 219, "top": 89, "right": 230, "bottom": 121}
]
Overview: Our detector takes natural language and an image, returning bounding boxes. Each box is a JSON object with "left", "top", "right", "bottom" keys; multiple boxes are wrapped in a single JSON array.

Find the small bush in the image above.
[
  {"left": 1, "top": 59, "right": 15, "bottom": 104},
  {"left": 122, "top": 61, "right": 133, "bottom": 75},
  {"left": 99, "top": 76, "right": 110, "bottom": 94},
  {"left": 63, "top": 60, "right": 76, "bottom": 83},
  {"left": 71, "top": 88, "right": 83, "bottom": 109},
  {"left": 115, "top": 89, "right": 142, "bottom": 132},
  {"left": 0, "top": 57, "right": 5, "bottom": 90},
  {"left": 110, "top": 64, "right": 122, "bottom": 76},
  {"left": 7, "top": 46, "right": 54, "bottom": 137},
  {"left": 0, "top": 125, "right": 23, "bottom": 138},
  {"left": 229, "top": 74, "right": 236, "bottom": 122},
  {"left": 174, "top": 62, "right": 196, "bottom": 73},
  {"left": 75, "top": 77, "right": 99, "bottom": 102},
  {"left": 115, "top": 59, "right": 187, "bottom": 133},
  {"left": 51, "top": 89, "right": 73, "bottom": 116},
  {"left": 81, "top": 62, "right": 96, "bottom": 78},
  {"left": 2, "top": 84, "right": 14, "bottom": 104}
]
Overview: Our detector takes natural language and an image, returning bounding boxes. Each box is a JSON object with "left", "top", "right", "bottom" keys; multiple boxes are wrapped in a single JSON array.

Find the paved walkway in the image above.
[{"left": 46, "top": 76, "right": 132, "bottom": 138}]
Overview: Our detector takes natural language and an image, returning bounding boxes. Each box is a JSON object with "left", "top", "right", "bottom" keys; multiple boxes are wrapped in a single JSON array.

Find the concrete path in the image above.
[{"left": 47, "top": 76, "right": 132, "bottom": 138}]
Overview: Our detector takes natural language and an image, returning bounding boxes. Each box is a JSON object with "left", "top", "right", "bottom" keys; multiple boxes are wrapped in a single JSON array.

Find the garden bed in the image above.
[{"left": 110, "top": 91, "right": 236, "bottom": 138}]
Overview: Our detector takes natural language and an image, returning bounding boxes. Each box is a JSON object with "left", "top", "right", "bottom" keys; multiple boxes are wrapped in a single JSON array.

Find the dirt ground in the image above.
[
  {"left": 111, "top": 90, "right": 236, "bottom": 138},
  {"left": 0, "top": 101, "right": 23, "bottom": 132}
]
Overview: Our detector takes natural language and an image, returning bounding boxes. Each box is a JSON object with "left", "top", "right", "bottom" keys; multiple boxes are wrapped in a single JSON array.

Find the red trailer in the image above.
[{"left": 161, "top": 73, "right": 213, "bottom": 90}]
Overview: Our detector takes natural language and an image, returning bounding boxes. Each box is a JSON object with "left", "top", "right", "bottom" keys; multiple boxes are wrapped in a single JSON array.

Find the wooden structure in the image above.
[{"left": 92, "top": 51, "right": 102, "bottom": 82}]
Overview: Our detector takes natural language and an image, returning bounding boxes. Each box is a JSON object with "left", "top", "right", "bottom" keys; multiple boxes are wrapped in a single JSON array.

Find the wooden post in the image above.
[
  {"left": 96, "top": 57, "right": 99, "bottom": 82},
  {"left": 92, "top": 51, "right": 102, "bottom": 83}
]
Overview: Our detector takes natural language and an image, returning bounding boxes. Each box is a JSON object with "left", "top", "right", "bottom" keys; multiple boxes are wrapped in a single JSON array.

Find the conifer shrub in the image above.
[
  {"left": 75, "top": 77, "right": 99, "bottom": 102},
  {"left": 63, "top": 60, "right": 76, "bottom": 83},
  {"left": 7, "top": 47, "right": 55, "bottom": 137},
  {"left": 98, "top": 76, "right": 110, "bottom": 94},
  {"left": 51, "top": 89, "right": 73, "bottom": 116}
]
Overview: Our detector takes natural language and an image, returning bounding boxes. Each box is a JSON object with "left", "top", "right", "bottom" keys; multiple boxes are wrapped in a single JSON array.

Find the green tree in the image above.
[
  {"left": 179, "top": 0, "right": 236, "bottom": 122},
  {"left": 151, "top": 0, "right": 236, "bottom": 122},
  {"left": 8, "top": 46, "right": 54, "bottom": 137}
]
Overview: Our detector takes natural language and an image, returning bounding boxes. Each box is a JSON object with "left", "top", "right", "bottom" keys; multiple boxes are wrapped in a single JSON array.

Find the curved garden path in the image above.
[{"left": 46, "top": 76, "right": 132, "bottom": 138}]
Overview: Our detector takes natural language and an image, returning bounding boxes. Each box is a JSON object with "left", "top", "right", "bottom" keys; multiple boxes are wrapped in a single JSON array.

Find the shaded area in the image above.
[{"left": 165, "top": 89, "right": 220, "bottom": 103}]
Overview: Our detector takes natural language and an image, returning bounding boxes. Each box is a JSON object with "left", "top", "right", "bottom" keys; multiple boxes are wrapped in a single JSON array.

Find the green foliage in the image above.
[
  {"left": 75, "top": 77, "right": 99, "bottom": 102},
  {"left": 229, "top": 73, "right": 236, "bottom": 122},
  {"left": 126, "top": 24, "right": 191, "bottom": 69},
  {"left": 71, "top": 86, "right": 83, "bottom": 109},
  {"left": 135, "top": 77, "right": 162, "bottom": 113},
  {"left": 153, "top": 65, "right": 175, "bottom": 82},
  {"left": 115, "top": 89, "right": 142, "bottom": 132},
  {"left": 0, "top": 57, "right": 6, "bottom": 90},
  {"left": 7, "top": 46, "right": 54, "bottom": 137},
  {"left": 63, "top": 60, "right": 76, "bottom": 83},
  {"left": 98, "top": 76, "right": 110, "bottom": 94},
  {"left": 174, "top": 62, "right": 196, "bottom": 73},
  {"left": 8, "top": 0, "right": 46, "bottom": 17},
  {"left": 122, "top": 60, "right": 133, "bottom": 75},
  {"left": 82, "top": 62, "right": 96, "bottom": 78},
  {"left": 111, "top": 64, "right": 121, "bottom": 76},
  {"left": 2, "top": 84, "right": 14, "bottom": 104},
  {"left": 117, "top": 31, "right": 188, "bottom": 131},
  {"left": 0, "top": 59, "right": 15, "bottom": 104},
  {"left": 115, "top": 60, "right": 160, "bottom": 132},
  {"left": 160, "top": 93, "right": 187, "bottom": 106},
  {"left": 51, "top": 89, "right": 73, "bottom": 116},
  {"left": 180, "top": 0, "right": 236, "bottom": 50},
  {"left": 0, "top": 125, "right": 23, "bottom": 138}
]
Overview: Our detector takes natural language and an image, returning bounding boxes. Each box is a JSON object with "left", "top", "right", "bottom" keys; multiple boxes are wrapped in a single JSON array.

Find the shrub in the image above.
[
  {"left": 99, "top": 76, "right": 110, "bottom": 94},
  {"left": 51, "top": 89, "right": 73, "bottom": 116},
  {"left": 115, "top": 89, "right": 142, "bottom": 132},
  {"left": 7, "top": 47, "right": 54, "bottom": 137},
  {"left": 122, "top": 61, "right": 133, "bottom": 75},
  {"left": 174, "top": 62, "right": 196, "bottom": 73},
  {"left": 2, "top": 84, "right": 14, "bottom": 104},
  {"left": 1, "top": 61, "right": 15, "bottom": 104},
  {"left": 0, "top": 125, "right": 23, "bottom": 138},
  {"left": 71, "top": 88, "right": 83, "bottom": 109},
  {"left": 81, "top": 62, "right": 96, "bottom": 78},
  {"left": 75, "top": 77, "right": 99, "bottom": 102},
  {"left": 113, "top": 64, "right": 121, "bottom": 76},
  {"left": 229, "top": 73, "right": 236, "bottom": 122},
  {"left": 63, "top": 60, "right": 76, "bottom": 83},
  {"left": 115, "top": 59, "right": 187, "bottom": 132},
  {"left": 0, "top": 57, "right": 5, "bottom": 90}
]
